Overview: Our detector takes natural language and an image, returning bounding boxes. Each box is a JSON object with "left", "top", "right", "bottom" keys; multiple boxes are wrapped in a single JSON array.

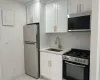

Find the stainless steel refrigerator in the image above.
[{"left": 23, "top": 23, "right": 40, "bottom": 79}]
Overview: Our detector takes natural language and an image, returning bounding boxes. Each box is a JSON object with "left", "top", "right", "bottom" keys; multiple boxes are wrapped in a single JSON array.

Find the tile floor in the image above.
[{"left": 16, "top": 75, "right": 44, "bottom": 80}]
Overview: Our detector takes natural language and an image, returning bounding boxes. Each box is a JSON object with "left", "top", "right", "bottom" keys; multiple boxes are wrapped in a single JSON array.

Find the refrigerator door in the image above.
[
  {"left": 23, "top": 24, "right": 37, "bottom": 42},
  {"left": 24, "top": 42, "right": 39, "bottom": 78}
]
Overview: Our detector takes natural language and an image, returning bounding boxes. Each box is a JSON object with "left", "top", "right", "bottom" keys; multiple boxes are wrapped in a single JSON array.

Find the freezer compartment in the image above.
[{"left": 23, "top": 24, "right": 38, "bottom": 42}]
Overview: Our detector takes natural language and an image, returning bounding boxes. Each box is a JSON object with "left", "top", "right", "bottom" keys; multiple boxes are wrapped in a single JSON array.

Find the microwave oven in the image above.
[{"left": 68, "top": 12, "right": 91, "bottom": 32}]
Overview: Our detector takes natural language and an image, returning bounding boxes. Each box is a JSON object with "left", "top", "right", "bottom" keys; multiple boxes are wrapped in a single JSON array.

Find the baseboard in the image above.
[{"left": 40, "top": 75, "right": 51, "bottom": 80}]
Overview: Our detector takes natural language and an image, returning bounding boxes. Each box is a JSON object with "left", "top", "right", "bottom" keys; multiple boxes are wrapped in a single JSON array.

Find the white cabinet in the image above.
[
  {"left": 26, "top": 4, "right": 33, "bottom": 24},
  {"left": 2, "top": 10, "right": 14, "bottom": 26},
  {"left": 40, "top": 52, "right": 51, "bottom": 79},
  {"left": 68, "top": 0, "right": 92, "bottom": 14},
  {"left": 50, "top": 53, "right": 62, "bottom": 80},
  {"left": 0, "top": 9, "right": 2, "bottom": 26},
  {"left": 57, "top": 0, "right": 67, "bottom": 32},
  {"left": 46, "top": 0, "right": 67, "bottom": 33},
  {"left": 40, "top": 52, "right": 62, "bottom": 80},
  {"left": 46, "top": 3, "right": 56, "bottom": 33},
  {"left": 82, "top": 0, "right": 92, "bottom": 12},
  {"left": 26, "top": 1, "right": 40, "bottom": 24},
  {"left": 68, "top": 0, "right": 79, "bottom": 14},
  {"left": 32, "top": 2, "right": 40, "bottom": 23}
]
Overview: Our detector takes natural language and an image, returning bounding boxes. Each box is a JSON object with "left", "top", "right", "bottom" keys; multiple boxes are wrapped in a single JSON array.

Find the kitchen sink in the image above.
[{"left": 47, "top": 48, "right": 63, "bottom": 52}]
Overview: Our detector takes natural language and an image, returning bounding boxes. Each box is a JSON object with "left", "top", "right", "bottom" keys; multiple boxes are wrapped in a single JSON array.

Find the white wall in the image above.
[
  {"left": 0, "top": 0, "right": 26, "bottom": 80},
  {"left": 49, "top": 32, "right": 90, "bottom": 50},
  {"left": 90, "top": 0, "right": 100, "bottom": 79}
]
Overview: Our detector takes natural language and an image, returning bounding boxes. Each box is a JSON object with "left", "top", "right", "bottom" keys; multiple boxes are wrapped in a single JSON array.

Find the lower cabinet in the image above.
[{"left": 40, "top": 52, "right": 62, "bottom": 80}]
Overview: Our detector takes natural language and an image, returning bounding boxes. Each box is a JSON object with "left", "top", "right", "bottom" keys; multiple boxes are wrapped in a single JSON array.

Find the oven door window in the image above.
[{"left": 64, "top": 61, "right": 85, "bottom": 80}]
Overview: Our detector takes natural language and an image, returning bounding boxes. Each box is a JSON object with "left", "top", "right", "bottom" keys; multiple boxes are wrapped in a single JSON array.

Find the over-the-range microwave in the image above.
[{"left": 68, "top": 12, "right": 91, "bottom": 32}]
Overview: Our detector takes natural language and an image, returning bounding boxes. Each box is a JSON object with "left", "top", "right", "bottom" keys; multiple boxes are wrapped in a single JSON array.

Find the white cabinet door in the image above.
[
  {"left": 81, "top": 0, "right": 92, "bottom": 12},
  {"left": 46, "top": 0, "right": 68, "bottom": 33},
  {"left": 40, "top": 52, "right": 62, "bottom": 80},
  {"left": 50, "top": 54, "right": 62, "bottom": 80},
  {"left": 32, "top": 2, "right": 40, "bottom": 23},
  {"left": 46, "top": 3, "right": 56, "bottom": 33},
  {"left": 0, "top": 8, "right": 2, "bottom": 26},
  {"left": 40, "top": 52, "right": 51, "bottom": 79},
  {"left": 26, "top": 4, "right": 33, "bottom": 24},
  {"left": 68, "top": 0, "right": 79, "bottom": 14},
  {"left": 26, "top": 2, "right": 40, "bottom": 24},
  {"left": 0, "top": 64, "right": 2, "bottom": 80},
  {"left": 57, "top": 0, "right": 67, "bottom": 32},
  {"left": 68, "top": 0, "right": 91, "bottom": 14}
]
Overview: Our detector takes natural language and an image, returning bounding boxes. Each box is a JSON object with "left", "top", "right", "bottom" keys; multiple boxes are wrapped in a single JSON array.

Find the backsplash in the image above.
[{"left": 48, "top": 32, "right": 90, "bottom": 50}]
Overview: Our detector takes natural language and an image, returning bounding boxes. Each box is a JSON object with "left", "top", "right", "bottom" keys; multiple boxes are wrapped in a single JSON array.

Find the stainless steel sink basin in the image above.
[{"left": 47, "top": 48, "right": 63, "bottom": 52}]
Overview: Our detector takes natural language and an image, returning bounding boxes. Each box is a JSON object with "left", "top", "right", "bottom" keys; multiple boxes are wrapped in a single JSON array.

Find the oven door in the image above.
[{"left": 63, "top": 60, "right": 89, "bottom": 80}]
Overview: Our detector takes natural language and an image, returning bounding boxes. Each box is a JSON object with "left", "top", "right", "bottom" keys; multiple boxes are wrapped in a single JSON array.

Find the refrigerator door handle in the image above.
[
  {"left": 36, "top": 32, "right": 38, "bottom": 42},
  {"left": 36, "top": 43, "right": 38, "bottom": 49},
  {"left": 36, "top": 33, "right": 38, "bottom": 48},
  {"left": 25, "top": 41, "right": 37, "bottom": 44}
]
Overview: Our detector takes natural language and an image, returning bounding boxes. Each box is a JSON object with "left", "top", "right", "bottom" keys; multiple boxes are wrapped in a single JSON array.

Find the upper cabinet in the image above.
[
  {"left": 82, "top": 0, "right": 92, "bottom": 12},
  {"left": 26, "top": 1, "right": 40, "bottom": 24},
  {"left": 67, "top": 0, "right": 79, "bottom": 14},
  {"left": 0, "top": 9, "right": 2, "bottom": 26},
  {"left": 46, "top": 0, "right": 67, "bottom": 33},
  {"left": 26, "top": 0, "right": 91, "bottom": 33},
  {"left": 57, "top": 0, "right": 68, "bottom": 32},
  {"left": 46, "top": 3, "right": 56, "bottom": 33},
  {"left": 68, "top": 0, "right": 92, "bottom": 14}
]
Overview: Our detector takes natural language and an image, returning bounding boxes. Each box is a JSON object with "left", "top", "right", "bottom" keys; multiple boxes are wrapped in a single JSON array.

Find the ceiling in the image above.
[
  {"left": 13, "top": 0, "right": 33, "bottom": 3},
  {"left": 13, "top": 0, "right": 55, "bottom": 4}
]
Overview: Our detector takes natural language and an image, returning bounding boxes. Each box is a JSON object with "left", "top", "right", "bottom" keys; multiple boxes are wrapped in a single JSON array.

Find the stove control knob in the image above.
[
  {"left": 64, "top": 56, "right": 69, "bottom": 60},
  {"left": 80, "top": 60, "right": 82, "bottom": 63},
  {"left": 78, "top": 59, "right": 80, "bottom": 62},
  {"left": 64, "top": 57, "right": 66, "bottom": 59},
  {"left": 66, "top": 57, "right": 69, "bottom": 60},
  {"left": 79, "top": 59, "right": 81, "bottom": 62},
  {"left": 83, "top": 60, "right": 85, "bottom": 63},
  {"left": 79, "top": 59, "right": 81, "bottom": 63},
  {"left": 75, "top": 59, "right": 77, "bottom": 62}
]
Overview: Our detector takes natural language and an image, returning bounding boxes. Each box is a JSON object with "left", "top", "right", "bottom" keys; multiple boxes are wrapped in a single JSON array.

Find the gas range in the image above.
[{"left": 63, "top": 48, "right": 90, "bottom": 65}]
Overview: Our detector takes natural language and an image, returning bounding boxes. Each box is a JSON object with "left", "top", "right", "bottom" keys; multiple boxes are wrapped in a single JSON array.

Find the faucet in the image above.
[{"left": 55, "top": 37, "right": 62, "bottom": 49}]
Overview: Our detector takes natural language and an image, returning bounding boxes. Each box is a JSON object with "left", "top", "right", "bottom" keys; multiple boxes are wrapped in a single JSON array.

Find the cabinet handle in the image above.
[
  {"left": 77, "top": 4, "right": 79, "bottom": 12},
  {"left": 54, "top": 25, "right": 57, "bottom": 32},
  {"left": 79, "top": 4, "right": 81, "bottom": 12},
  {"left": 49, "top": 61, "right": 52, "bottom": 67},
  {"left": 48, "top": 61, "right": 49, "bottom": 67}
]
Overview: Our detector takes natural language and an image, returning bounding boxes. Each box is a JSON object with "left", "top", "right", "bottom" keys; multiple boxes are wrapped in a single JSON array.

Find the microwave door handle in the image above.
[{"left": 65, "top": 61, "right": 85, "bottom": 68}]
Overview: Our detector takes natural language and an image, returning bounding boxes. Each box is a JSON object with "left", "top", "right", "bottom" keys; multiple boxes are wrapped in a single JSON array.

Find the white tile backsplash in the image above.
[{"left": 48, "top": 32, "right": 90, "bottom": 50}]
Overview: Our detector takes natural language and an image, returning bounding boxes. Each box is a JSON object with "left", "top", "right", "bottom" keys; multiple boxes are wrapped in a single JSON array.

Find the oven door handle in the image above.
[{"left": 65, "top": 61, "right": 85, "bottom": 68}]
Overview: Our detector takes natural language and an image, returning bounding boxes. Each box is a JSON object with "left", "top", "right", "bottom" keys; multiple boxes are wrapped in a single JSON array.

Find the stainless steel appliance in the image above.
[
  {"left": 23, "top": 23, "right": 40, "bottom": 79},
  {"left": 68, "top": 12, "right": 91, "bottom": 32},
  {"left": 63, "top": 49, "right": 90, "bottom": 80}
]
